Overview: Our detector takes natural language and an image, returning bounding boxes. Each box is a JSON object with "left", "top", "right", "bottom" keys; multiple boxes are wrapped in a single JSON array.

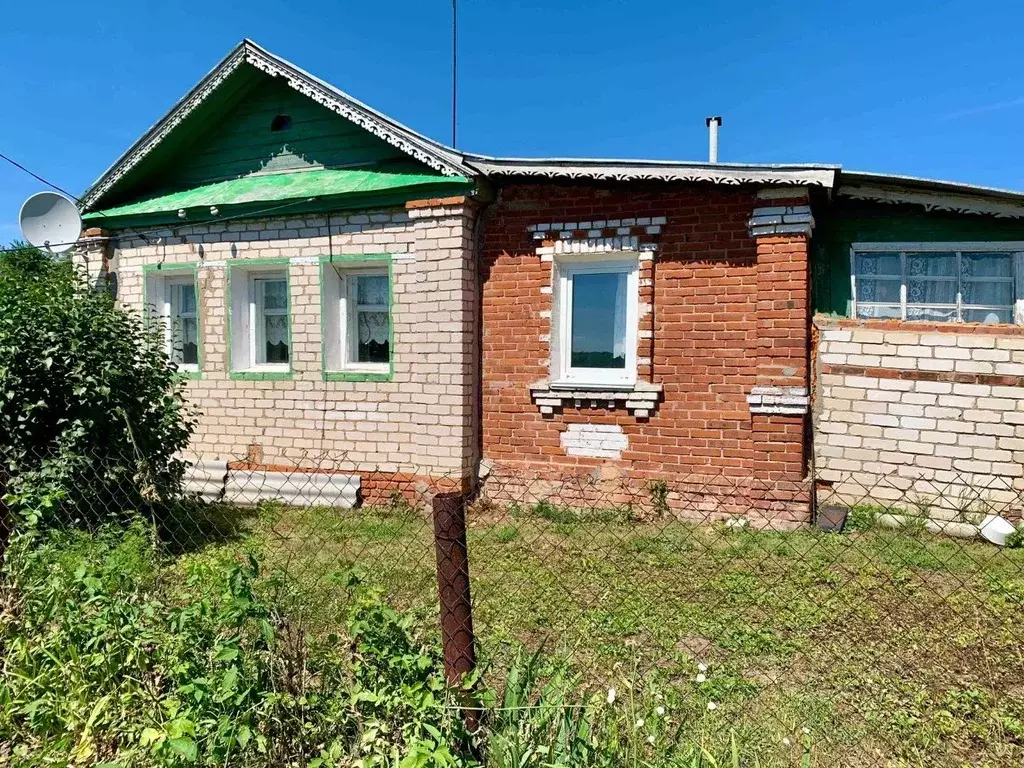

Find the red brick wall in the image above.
[{"left": 479, "top": 183, "right": 810, "bottom": 497}]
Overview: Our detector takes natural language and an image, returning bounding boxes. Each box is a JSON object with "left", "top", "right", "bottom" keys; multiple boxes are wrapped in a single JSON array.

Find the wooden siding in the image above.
[
  {"left": 812, "top": 198, "right": 1024, "bottom": 316},
  {"left": 153, "top": 77, "right": 411, "bottom": 193}
]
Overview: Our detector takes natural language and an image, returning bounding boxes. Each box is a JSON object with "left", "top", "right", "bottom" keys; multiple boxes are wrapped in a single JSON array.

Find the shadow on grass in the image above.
[{"left": 156, "top": 498, "right": 258, "bottom": 555}]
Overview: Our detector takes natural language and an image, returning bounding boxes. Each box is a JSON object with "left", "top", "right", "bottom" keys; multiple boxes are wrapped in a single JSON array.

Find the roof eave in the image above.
[
  {"left": 837, "top": 170, "right": 1024, "bottom": 219},
  {"left": 464, "top": 154, "right": 838, "bottom": 187}
]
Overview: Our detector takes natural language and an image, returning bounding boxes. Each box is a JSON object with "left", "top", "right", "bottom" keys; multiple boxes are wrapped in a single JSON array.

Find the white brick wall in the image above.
[
  {"left": 97, "top": 205, "right": 479, "bottom": 477},
  {"left": 815, "top": 324, "right": 1024, "bottom": 521},
  {"left": 560, "top": 423, "right": 629, "bottom": 459}
]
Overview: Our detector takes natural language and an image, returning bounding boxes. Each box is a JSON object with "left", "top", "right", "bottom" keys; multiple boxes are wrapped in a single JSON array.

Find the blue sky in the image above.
[{"left": 2, "top": 0, "right": 1023, "bottom": 239}]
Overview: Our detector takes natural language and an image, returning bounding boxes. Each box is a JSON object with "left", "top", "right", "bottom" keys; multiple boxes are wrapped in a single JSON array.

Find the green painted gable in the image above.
[
  {"left": 812, "top": 197, "right": 1024, "bottom": 317},
  {"left": 88, "top": 64, "right": 469, "bottom": 225},
  {"left": 153, "top": 76, "right": 411, "bottom": 192}
]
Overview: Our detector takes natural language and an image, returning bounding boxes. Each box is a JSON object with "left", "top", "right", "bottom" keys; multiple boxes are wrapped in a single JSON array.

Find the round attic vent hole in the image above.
[{"left": 270, "top": 114, "right": 292, "bottom": 132}]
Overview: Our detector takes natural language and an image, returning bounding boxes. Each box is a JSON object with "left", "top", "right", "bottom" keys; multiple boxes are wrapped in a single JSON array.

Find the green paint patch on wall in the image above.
[{"left": 813, "top": 198, "right": 1024, "bottom": 316}]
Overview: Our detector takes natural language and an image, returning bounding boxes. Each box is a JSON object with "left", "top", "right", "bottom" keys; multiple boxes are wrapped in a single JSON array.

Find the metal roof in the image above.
[
  {"left": 80, "top": 40, "right": 475, "bottom": 211},
  {"left": 83, "top": 167, "right": 471, "bottom": 224},
  {"left": 835, "top": 170, "right": 1024, "bottom": 218}
]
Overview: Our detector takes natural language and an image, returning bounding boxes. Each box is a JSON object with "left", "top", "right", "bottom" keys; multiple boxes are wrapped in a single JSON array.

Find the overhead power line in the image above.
[
  {"left": 0, "top": 151, "right": 83, "bottom": 203},
  {"left": 0, "top": 147, "right": 322, "bottom": 256}
]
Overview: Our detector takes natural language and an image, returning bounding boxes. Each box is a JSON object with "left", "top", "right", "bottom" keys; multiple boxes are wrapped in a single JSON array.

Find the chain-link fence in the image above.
[{"left": 3, "top": 447, "right": 1023, "bottom": 767}]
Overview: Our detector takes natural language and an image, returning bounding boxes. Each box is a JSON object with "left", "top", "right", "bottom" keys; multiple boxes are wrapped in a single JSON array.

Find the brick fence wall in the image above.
[
  {"left": 84, "top": 201, "right": 480, "bottom": 488},
  {"left": 479, "top": 183, "right": 812, "bottom": 526},
  {"left": 814, "top": 318, "right": 1024, "bottom": 525}
]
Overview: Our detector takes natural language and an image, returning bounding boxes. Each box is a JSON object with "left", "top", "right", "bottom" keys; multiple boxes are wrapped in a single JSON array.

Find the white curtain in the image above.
[
  {"left": 906, "top": 253, "right": 956, "bottom": 304},
  {"left": 358, "top": 311, "right": 389, "bottom": 344},
  {"left": 962, "top": 253, "right": 1013, "bottom": 306}
]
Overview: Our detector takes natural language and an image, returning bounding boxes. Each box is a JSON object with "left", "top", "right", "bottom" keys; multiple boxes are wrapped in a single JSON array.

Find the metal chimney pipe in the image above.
[{"left": 705, "top": 116, "right": 722, "bottom": 163}]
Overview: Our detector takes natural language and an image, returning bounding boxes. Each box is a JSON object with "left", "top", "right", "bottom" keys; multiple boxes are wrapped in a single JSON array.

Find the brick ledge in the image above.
[{"left": 530, "top": 380, "right": 663, "bottom": 419}]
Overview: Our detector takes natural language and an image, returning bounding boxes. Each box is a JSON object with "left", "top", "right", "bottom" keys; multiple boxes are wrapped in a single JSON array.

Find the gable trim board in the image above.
[{"left": 81, "top": 39, "right": 473, "bottom": 212}]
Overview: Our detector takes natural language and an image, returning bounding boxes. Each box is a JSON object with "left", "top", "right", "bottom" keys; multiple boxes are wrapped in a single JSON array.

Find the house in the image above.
[
  {"left": 812, "top": 176, "right": 1024, "bottom": 531},
  {"left": 74, "top": 40, "right": 1024, "bottom": 528}
]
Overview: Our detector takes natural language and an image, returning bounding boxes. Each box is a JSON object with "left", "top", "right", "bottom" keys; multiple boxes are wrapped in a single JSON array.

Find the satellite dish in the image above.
[{"left": 19, "top": 191, "right": 82, "bottom": 254}]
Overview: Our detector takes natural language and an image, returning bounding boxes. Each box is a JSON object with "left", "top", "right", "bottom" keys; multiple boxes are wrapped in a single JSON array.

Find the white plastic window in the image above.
[
  {"left": 322, "top": 263, "right": 391, "bottom": 374},
  {"left": 252, "top": 275, "right": 289, "bottom": 366},
  {"left": 165, "top": 278, "right": 199, "bottom": 369},
  {"left": 553, "top": 257, "right": 639, "bottom": 387}
]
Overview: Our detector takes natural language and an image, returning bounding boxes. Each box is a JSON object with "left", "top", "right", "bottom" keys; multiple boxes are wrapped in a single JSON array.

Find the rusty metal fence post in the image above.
[{"left": 431, "top": 491, "right": 478, "bottom": 727}]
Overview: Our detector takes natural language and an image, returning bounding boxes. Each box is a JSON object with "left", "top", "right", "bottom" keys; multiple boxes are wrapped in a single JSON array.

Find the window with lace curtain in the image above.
[
  {"left": 851, "top": 243, "right": 1024, "bottom": 325},
  {"left": 144, "top": 268, "right": 200, "bottom": 375},
  {"left": 322, "top": 259, "right": 391, "bottom": 378},
  {"left": 228, "top": 263, "right": 292, "bottom": 377}
]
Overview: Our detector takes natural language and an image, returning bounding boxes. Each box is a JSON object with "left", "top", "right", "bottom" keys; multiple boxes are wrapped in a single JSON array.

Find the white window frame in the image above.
[
  {"left": 163, "top": 276, "right": 199, "bottom": 372},
  {"left": 322, "top": 262, "right": 391, "bottom": 374},
  {"left": 850, "top": 242, "right": 1024, "bottom": 325},
  {"left": 145, "top": 269, "right": 199, "bottom": 374},
  {"left": 250, "top": 273, "right": 290, "bottom": 368},
  {"left": 551, "top": 255, "right": 639, "bottom": 389},
  {"left": 229, "top": 265, "right": 291, "bottom": 374}
]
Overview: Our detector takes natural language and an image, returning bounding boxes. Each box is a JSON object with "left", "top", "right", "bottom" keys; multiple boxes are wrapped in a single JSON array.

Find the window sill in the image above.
[
  {"left": 530, "top": 379, "right": 662, "bottom": 419},
  {"left": 548, "top": 379, "right": 637, "bottom": 391},
  {"left": 324, "top": 369, "right": 392, "bottom": 382},
  {"left": 230, "top": 369, "right": 293, "bottom": 381}
]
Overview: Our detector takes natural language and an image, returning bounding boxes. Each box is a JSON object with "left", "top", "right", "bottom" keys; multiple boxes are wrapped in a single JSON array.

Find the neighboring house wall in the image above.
[
  {"left": 812, "top": 197, "right": 1024, "bottom": 528},
  {"left": 815, "top": 319, "right": 1024, "bottom": 527},
  {"left": 479, "top": 183, "right": 813, "bottom": 527},
  {"left": 99, "top": 200, "right": 479, "bottom": 497},
  {"left": 812, "top": 197, "right": 1024, "bottom": 317}
]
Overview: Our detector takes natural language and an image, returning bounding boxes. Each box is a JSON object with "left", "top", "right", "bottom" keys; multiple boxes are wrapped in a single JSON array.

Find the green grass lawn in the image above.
[{"left": 167, "top": 500, "right": 1024, "bottom": 768}]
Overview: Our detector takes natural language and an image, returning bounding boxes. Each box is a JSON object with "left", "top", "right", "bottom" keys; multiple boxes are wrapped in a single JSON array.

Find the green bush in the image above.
[
  {"left": 0, "top": 520, "right": 474, "bottom": 767},
  {"left": 0, "top": 245, "right": 193, "bottom": 525}
]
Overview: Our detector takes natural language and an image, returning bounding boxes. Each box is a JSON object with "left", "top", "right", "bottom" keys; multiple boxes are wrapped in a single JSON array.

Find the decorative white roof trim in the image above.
[
  {"left": 840, "top": 183, "right": 1024, "bottom": 219},
  {"left": 467, "top": 157, "right": 836, "bottom": 187},
  {"left": 756, "top": 186, "right": 810, "bottom": 201},
  {"left": 82, "top": 40, "right": 471, "bottom": 210},
  {"left": 242, "top": 45, "right": 469, "bottom": 179}
]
